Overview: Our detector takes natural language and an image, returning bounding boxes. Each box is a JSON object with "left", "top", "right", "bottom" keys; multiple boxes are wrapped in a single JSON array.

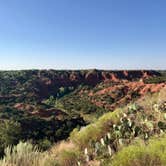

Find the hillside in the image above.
[
  {"left": 0, "top": 70, "right": 163, "bottom": 102},
  {"left": 0, "top": 85, "right": 165, "bottom": 166},
  {"left": 0, "top": 70, "right": 165, "bottom": 120},
  {"left": 0, "top": 69, "right": 165, "bottom": 165}
]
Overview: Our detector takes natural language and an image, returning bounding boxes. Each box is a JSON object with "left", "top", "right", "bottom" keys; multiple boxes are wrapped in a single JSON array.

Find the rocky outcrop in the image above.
[
  {"left": 36, "top": 69, "right": 160, "bottom": 89},
  {"left": 34, "top": 70, "right": 161, "bottom": 98},
  {"left": 89, "top": 82, "right": 166, "bottom": 111},
  {"left": 0, "top": 70, "right": 162, "bottom": 102}
]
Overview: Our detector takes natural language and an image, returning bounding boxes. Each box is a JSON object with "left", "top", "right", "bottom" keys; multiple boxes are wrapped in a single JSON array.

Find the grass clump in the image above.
[
  {"left": 106, "top": 135, "right": 166, "bottom": 166},
  {"left": 50, "top": 141, "right": 84, "bottom": 166},
  {"left": 0, "top": 141, "right": 57, "bottom": 166},
  {"left": 58, "top": 149, "right": 81, "bottom": 166}
]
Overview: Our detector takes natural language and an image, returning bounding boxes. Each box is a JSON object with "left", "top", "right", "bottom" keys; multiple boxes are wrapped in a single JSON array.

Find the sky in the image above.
[{"left": 0, "top": 0, "right": 166, "bottom": 70}]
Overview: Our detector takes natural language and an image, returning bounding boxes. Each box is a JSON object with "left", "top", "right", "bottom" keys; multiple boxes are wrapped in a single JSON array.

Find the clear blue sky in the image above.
[{"left": 0, "top": 0, "right": 166, "bottom": 70}]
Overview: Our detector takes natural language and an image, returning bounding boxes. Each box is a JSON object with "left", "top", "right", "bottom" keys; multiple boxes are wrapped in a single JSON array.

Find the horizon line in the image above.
[{"left": 0, "top": 68, "right": 165, "bottom": 71}]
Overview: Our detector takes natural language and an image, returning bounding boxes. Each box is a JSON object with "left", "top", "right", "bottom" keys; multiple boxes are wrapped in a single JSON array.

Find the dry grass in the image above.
[
  {"left": 58, "top": 149, "right": 80, "bottom": 166},
  {"left": 131, "top": 154, "right": 162, "bottom": 166},
  {"left": 137, "top": 87, "right": 166, "bottom": 111},
  {"left": 50, "top": 141, "right": 76, "bottom": 157},
  {"left": 0, "top": 142, "right": 57, "bottom": 166},
  {"left": 50, "top": 141, "right": 84, "bottom": 166}
]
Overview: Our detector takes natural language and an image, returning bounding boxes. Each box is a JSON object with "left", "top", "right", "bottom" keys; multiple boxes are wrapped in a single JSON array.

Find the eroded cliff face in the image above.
[
  {"left": 0, "top": 70, "right": 165, "bottom": 119},
  {"left": 33, "top": 70, "right": 160, "bottom": 98},
  {"left": 0, "top": 69, "right": 163, "bottom": 104},
  {"left": 36, "top": 70, "right": 160, "bottom": 87},
  {"left": 89, "top": 82, "right": 165, "bottom": 110}
]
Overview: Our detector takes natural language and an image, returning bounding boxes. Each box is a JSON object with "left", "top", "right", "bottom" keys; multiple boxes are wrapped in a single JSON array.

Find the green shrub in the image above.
[
  {"left": 37, "top": 139, "right": 52, "bottom": 151},
  {"left": 106, "top": 135, "right": 166, "bottom": 166},
  {"left": 0, "top": 120, "right": 21, "bottom": 147},
  {"left": 70, "top": 108, "right": 122, "bottom": 149},
  {"left": 0, "top": 120, "right": 21, "bottom": 157},
  {"left": 144, "top": 76, "right": 166, "bottom": 84}
]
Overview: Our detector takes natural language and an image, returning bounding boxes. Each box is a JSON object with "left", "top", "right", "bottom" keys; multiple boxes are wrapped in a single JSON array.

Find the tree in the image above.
[
  {"left": 0, "top": 120, "right": 21, "bottom": 147},
  {"left": 44, "top": 95, "right": 56, "bottom": 106}
]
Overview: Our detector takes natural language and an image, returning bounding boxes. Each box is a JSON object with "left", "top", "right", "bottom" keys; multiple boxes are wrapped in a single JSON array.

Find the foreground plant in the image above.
[
  {"left": 106, "top": 134, "right": 166, "bottom": 166},
  {"left": 0, "top": 142, "right": 57, "bottom": 166}
]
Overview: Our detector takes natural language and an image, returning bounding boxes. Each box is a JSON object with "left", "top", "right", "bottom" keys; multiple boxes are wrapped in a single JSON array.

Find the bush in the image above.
[
  {"left": 107, "top": 135, "right": 166, "bottom": 166},
  {"left": 0, "top": 120, "right": 21, "bottom": 157},
  {"left": 50, "top": 141, "right": 84, "bottom": 166},
  {"left": 144, "top": 76, "right": 166, "bottom": 84},
  {"left": 0, "top": 120, "right": 21, "bottom": 146},
  {"left": 70, "top": 108, "right": 122, "bottom": 149},
  {"left": 58, "top": 149, "right": 81, "bottom": 166},
  {"left": 37, "top": 139, "right": 52, "bottom": 151}
]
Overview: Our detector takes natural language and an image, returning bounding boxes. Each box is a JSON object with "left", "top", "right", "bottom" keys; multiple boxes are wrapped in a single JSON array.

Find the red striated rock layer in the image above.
[{"left": 89, "top": 81, "right": 165, "bottom": 111}]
